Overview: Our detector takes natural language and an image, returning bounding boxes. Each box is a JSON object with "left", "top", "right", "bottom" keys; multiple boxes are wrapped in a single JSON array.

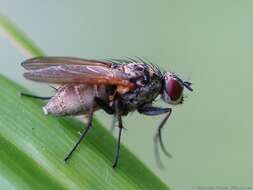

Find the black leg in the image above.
[
  {"left": 112, "top": 100, "right": 123, "bottom": 168},
  {"left": 153, "top": 135, "right": 163, "bottom": 169},
  {"left": 49, "top": 85, "right": 58, "bottom": 91},
  {"left": 64, "top": 104, "right": 94, "bottom": 162},
  {"left": 138, "top": 105, "right": 172, "bottom": 157},
  {"left": 138, "top": 105, "right": 172, "bottom": 167},
  {"left": 19, "top": 92, "right": 52, "bottom": 100},
  {"left": 154, "top": 109, "right": 172, "bottom": 158},
  {"left": 138, "top": 106, "right": 171, "bottom": 116}
]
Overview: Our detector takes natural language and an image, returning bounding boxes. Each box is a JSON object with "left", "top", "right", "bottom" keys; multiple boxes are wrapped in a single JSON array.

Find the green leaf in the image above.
[{"left": 0, "top": 13, "right": 170, "bottom": 190}]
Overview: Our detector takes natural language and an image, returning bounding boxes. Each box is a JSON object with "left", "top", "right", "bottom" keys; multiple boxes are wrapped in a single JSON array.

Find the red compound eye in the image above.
[{"left": 166, "top": 78, "right": 183, "bottom": 101}]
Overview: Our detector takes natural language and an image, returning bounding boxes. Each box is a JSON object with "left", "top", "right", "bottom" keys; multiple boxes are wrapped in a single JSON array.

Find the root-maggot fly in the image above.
[{"left": 21, "top": 57, "right": 193, "bottom": 168}]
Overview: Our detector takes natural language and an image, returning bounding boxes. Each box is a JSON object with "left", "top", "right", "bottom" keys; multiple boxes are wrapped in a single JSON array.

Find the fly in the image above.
[{"left": 20, "top": 56, "right": 193, "bottom": 168}]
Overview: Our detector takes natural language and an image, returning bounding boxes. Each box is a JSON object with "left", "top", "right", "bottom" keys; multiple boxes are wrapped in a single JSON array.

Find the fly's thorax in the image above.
[
  {"left": 43, "top": 84, "right": 107, "bottom": 116},
  {"left": 112, "top": 62, "right": 162, "bottom": 111},
  {"left": 120, "top": 62, "right": 160, "bottom": 80},
  {"left": 120, "top": 69, "right": 162, "bottom": 111}
]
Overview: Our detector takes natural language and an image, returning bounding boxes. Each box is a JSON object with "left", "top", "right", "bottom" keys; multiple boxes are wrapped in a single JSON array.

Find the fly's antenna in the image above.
[{"left": 173, "top": 75, "right": 193, "bottom": 92}]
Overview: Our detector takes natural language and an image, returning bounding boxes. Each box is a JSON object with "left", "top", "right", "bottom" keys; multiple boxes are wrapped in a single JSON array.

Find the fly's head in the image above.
[{"left": 161, "top": 72, "right": 193, "bottom": 105}]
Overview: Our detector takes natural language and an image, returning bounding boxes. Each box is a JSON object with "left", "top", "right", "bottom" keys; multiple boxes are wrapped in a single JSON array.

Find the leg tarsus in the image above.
[
  {"left": 156, "top": 127, "right": 172, "bottom": 158},
  {"left": 112, "top": 125, "right": 123, "bottom": 168},
  {"left": 155, "top": 109, "right": 173, "bottom": 158},
  {"left": 64, "top": 105, "right": 94, "bottom": 162},
  {"left": 19, "top": 92, "right": 52, "bottom": 100},
  {"left": 112, "top": 100, "right": 123, "bottom": 168},
  {"left": 140, "top": 106, "right": 173, "bottom": 165},
  {"left": 154, "top": 135, "right": 164, "bottom": 169}
]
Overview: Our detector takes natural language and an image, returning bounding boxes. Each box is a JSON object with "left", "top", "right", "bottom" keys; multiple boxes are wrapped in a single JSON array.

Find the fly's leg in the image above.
[
  {"left": 49, "top": 85, "right": 58, "bottom": 91},
  {"left": 112, "top": 100, "right": 123, "bottom": 168},
  {"left": 95, "top": 97, "right": 123, "bottom": 164},
  {"left": 138, "top": 106, "right": 172, "bottom": 168},
  {"left": 112, "top": 121, "right": 123, "bottom": 168},
  {"left": 138, "top": 106, "right": 171, "bottom": 116},
  {"left": 64, "top": 102, "right": 94, "bottom": 162},
  {"left": 138, "top": 106, "right": 172, "bottom": 157},
  {"left": 19, "top": 92, "right": 52, "bottom": 100},
  {"left": 20, "top": 85, "right": 57, "bottom": 100},
  {"left": 155, "top": 109, "right": 172, "bottom": 158}
]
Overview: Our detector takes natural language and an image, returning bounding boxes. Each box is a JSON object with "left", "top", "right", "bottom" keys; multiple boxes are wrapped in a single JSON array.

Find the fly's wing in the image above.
[
  {"left": 21, "top": 57, "right": 112, "bottom": 70},
  {"left": 23, "top": 64, "right": 134, "bottom": 88}
]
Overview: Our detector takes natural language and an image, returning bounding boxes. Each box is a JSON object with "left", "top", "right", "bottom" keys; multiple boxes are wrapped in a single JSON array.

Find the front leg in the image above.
[
  {"left": 138, "top": 106, "right": 171, "bottom": 116},
  {"left": 138, "top": 106, "right": 172, "bottom": 156},
  {"left": 112, "top": 99, "right": 124, "bottom": 168},
  {"left": 138, "top": 105, "right": 172, "bottom": 166}
]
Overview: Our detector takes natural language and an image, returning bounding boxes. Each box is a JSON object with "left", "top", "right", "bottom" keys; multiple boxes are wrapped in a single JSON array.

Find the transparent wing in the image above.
[
  {"left": 23, "top": 64, "right": 134, "bottom": 88},
  {"left": 21, "top": 57, "right": 112, "bottom": 70}
]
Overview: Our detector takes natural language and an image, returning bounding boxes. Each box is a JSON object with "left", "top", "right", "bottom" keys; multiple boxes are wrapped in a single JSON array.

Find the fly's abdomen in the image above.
[{"left": 43, "top": 84, "right": 106, "bottom": 116}]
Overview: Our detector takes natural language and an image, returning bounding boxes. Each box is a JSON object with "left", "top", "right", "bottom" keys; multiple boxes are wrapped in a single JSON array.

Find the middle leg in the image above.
[{"left": 112, "top": 100, "right": 124, "bottom": 168}]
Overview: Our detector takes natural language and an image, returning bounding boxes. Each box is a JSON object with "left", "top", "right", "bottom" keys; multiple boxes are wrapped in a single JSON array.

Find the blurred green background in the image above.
[{"left": 1, "top": 1, "right": 252, "bottom": 189}]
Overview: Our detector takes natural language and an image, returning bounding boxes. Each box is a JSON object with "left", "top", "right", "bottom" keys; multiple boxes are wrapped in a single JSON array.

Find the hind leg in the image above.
[
  {"left": 64, "top": 102, "right": 95, "bottom": 162},
  {"left": 20, "top": 92, "right": 52, "bottom": 100}
]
